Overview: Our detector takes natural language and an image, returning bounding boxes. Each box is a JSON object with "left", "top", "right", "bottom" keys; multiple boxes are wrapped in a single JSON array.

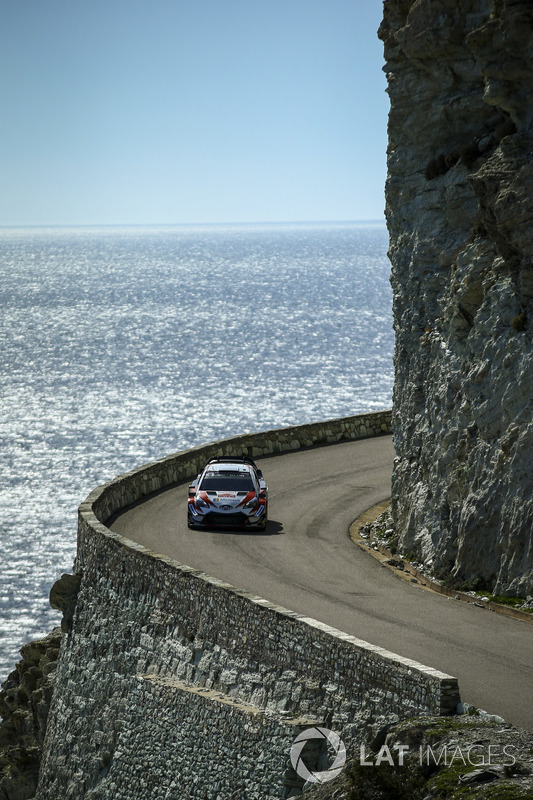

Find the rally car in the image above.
[{"left": 187, "top": 457, "right": 268, "bottom": 530}]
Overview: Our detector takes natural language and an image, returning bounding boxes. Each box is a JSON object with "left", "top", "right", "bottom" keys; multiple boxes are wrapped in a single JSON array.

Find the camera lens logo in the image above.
[{"left": 290, "top": 727, "right": 346, "bottom": 784}]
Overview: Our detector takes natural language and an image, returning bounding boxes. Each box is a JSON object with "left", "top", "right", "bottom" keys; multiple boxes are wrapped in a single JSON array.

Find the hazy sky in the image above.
[{"left": 2, "top": 0, "right": 388, "bottom": 226}]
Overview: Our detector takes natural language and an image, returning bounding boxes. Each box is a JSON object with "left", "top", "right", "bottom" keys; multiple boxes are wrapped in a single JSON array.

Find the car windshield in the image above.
[{"left": 200, "top": 473, "right": 255, "bottom": 492}]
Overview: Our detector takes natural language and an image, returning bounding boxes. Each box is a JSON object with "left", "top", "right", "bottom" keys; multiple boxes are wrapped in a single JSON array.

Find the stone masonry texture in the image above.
[
  {"left": 34, "top": 414, "right": 460, "bottom": 799},
  {"left": 379, "top": 0, "right": 533, "bottom": 596}
]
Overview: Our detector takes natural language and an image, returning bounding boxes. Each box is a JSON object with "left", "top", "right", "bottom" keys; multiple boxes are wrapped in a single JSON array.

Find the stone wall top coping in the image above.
[{"left": 140, "top": 673, "right": 321, "bottom": 726}]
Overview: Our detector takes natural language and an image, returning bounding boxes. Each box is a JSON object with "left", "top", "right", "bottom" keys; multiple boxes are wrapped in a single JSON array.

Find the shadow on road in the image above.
[{"left": 201, "top": 519, "right": 284, "bottom": 536}]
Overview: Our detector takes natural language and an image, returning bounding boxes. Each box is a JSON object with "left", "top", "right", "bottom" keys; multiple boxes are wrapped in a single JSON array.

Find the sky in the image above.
[{"left": 1, "top": 0, "right": 388, "bottom": 226}]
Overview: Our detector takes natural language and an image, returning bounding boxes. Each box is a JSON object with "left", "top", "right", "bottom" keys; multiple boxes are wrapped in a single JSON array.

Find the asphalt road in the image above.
[{"left": 111, "top": 436, "right": 533, "bottom": 732}]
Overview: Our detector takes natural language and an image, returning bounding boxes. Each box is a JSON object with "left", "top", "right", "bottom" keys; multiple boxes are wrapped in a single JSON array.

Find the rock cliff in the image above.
[
  {"left": 380, "top": 0, "right": 533, "bottom": 596},
  {"left": 0, "top": 629, "right": 61, "bottom": 800}
]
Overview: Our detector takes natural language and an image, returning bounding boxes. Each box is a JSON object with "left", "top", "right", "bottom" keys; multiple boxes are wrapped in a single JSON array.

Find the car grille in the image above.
[{"left": 203, "top": 511, "right": 247, "bottom": 526}]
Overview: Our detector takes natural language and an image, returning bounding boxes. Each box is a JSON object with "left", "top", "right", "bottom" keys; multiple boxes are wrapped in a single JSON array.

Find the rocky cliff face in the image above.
[
  {"left": 380, "top": 0, "right": 533, "bottom": 595},
  {"left": 0, "top": 629, "right": 61, "bottom": 800}
]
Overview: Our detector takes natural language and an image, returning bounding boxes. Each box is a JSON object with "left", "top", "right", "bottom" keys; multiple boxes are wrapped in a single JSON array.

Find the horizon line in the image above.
[{"left": 0, "top": 218, "right": 386, "bottom": 230}]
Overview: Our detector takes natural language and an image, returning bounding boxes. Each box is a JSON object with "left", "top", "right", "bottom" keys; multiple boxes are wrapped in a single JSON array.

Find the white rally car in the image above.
[{"left": 187, "top": 457, "right": 268, "bottom": 530}]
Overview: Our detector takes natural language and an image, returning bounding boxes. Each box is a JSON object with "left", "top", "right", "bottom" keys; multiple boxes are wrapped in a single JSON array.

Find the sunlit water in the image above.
[{"left": 0, "top": 222, "right": 393, "bottom": 680}]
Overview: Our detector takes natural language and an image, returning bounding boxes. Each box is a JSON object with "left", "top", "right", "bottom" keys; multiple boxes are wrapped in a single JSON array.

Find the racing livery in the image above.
[{"left": 187, "top": 457, "right": 268, "bottom": 530}]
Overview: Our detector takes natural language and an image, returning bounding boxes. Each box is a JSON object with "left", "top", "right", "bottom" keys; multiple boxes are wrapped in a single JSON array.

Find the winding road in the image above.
[{"left": 111, "top": 436, "right": 533, "bottom": 731}]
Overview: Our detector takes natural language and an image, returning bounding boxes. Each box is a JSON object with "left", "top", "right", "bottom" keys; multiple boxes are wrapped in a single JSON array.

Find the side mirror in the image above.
[
  {"left": 259, "top": 491, "right": 266, "bottom": 499},
  {"left": 188, "top": 486, "right": 196, "bottom": 497}
]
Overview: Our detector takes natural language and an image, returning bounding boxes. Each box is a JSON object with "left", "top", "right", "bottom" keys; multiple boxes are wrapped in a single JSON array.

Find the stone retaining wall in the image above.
[
  {"left": 90, "top": 410, "right": 392, "bottom": 522},
  {"left": 36, "top": 412, "right": 461, "bottom": 800}
]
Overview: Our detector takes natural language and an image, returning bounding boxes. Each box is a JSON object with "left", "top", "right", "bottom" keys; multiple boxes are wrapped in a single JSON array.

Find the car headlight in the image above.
[
  {"left": 243, "top": 497, "right": 259, "bottom": 510},
  {"left": 195, "top": 497, "right": 209, "bottom": 508}
]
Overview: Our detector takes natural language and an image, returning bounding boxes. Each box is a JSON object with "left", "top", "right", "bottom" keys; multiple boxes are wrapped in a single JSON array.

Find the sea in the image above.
[{"left": 0, "top": 221, "right": 393, "bottom": 681}]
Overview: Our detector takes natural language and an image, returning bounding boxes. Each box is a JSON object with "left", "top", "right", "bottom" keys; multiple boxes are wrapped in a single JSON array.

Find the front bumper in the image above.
[{"left": 188, "top": 506, "right": 266, "bottom": 528}]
